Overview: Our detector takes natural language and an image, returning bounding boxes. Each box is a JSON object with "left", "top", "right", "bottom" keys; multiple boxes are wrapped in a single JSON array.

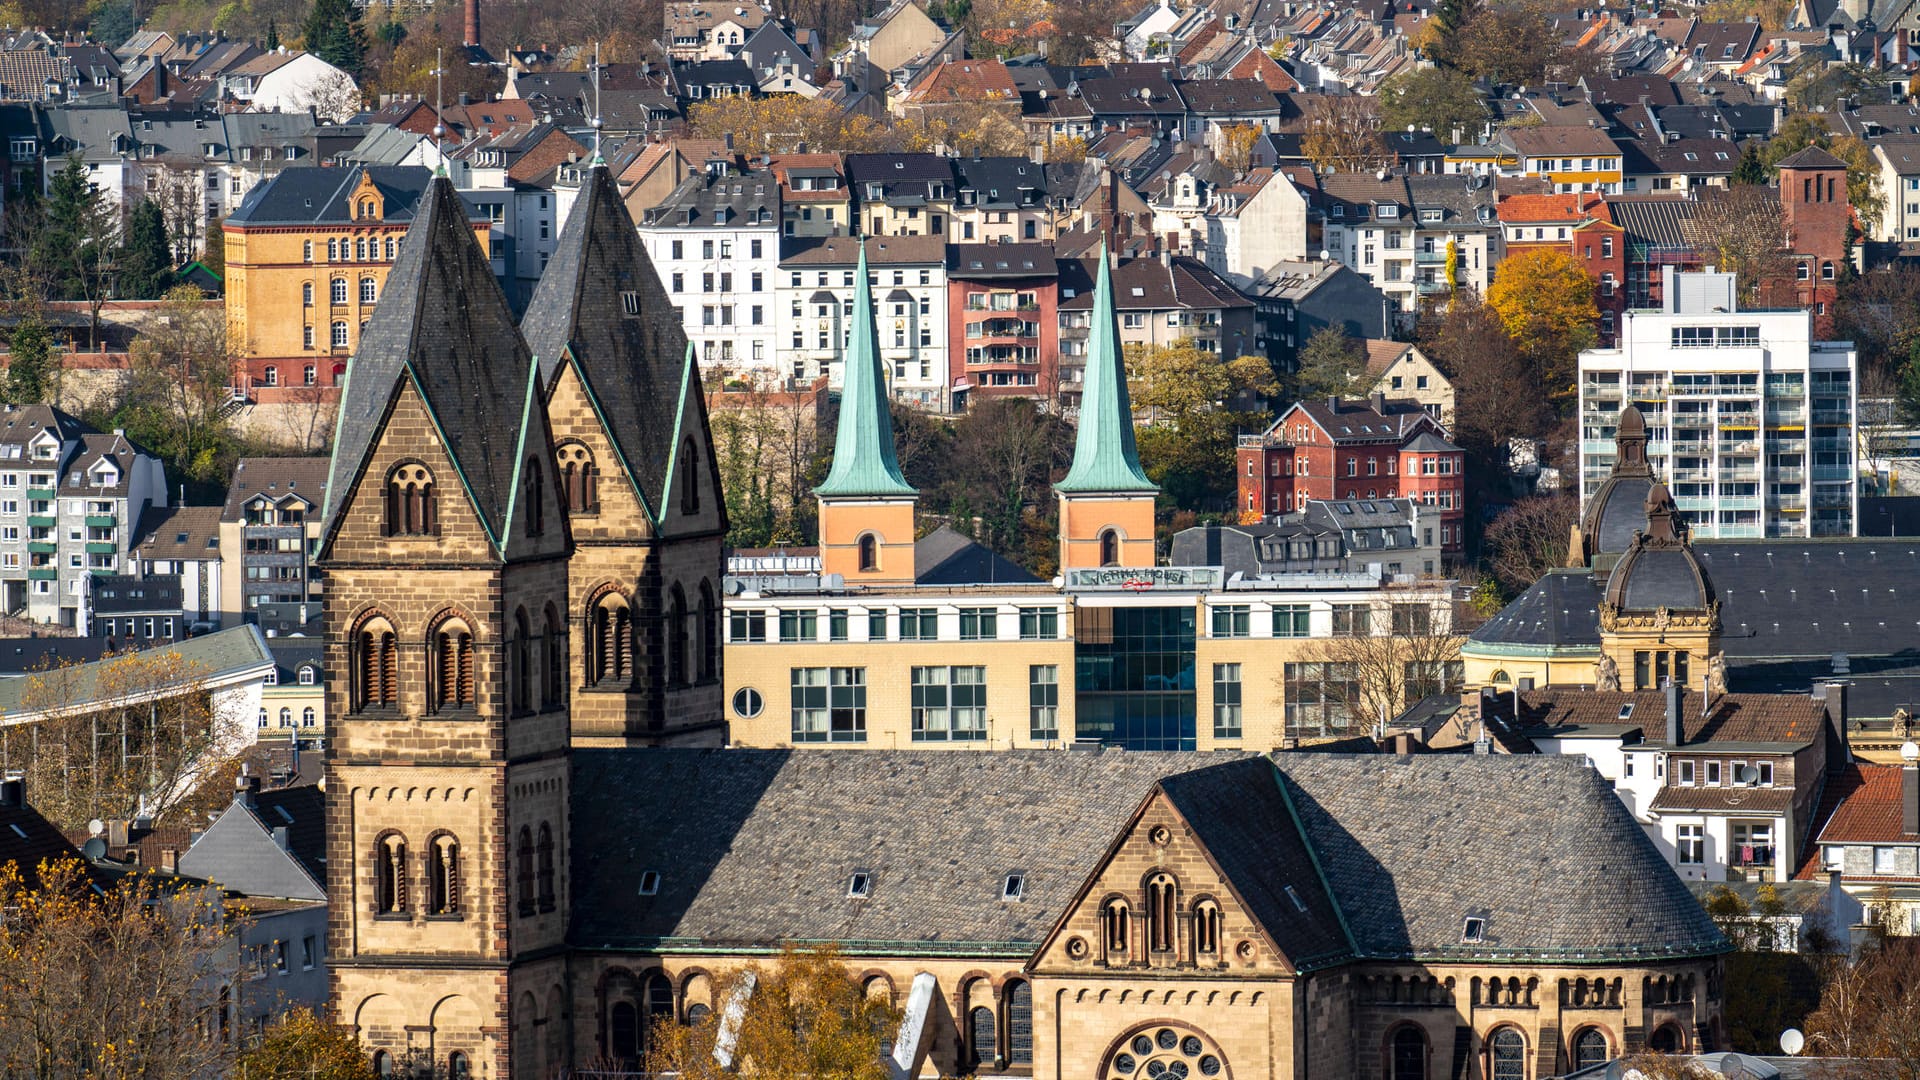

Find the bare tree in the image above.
[
  {"left": 1284, "top": 585, "right": 1463, "bottom": 735},
  {"left": 708, "top": 371, "right": 829, "bottom": 545},
  {"left": 1686, "top": 186, "right": 1792, "bottom": 307},
  {"left": 288, "top": 67, "right": 365, "bottom": 123},
  {"left": 1294, "top": 95, "right": 1391, "bottom": 173},
  {"left": 1804, "top": 937, "right": 1920, "bottom": 1078},
  {"left": 276, "top": 380, "right": 339, "bottom": 454},
  {"left": 2, "top": 649, "right": 247, "bottom": 831},
  {"left": 147, "top": 168, "right": 208, "bottom": 264},
  {"left": 120, "top": 284, "right": 240, "bottom": 486},
  {"left": 1483, "top": 495, "right": 1578, "bottom": 595}
]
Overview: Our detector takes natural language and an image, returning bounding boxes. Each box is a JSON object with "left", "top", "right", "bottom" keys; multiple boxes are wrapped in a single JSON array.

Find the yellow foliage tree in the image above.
[
  {"left": 1217, "top": 123, "right": 1262, "bottom": 173},
  {"left": 687, "top": 97, "right": 900, "bottom": 155},
  {"left": 1485, "top": 247, "right": 1598, "bottom": 406},
  {"left": 238, "top": 1009, "right": 372, "bottom": 1080},
  {"left": 643, "top": 946, "right": 902, "bottom": 1080}
]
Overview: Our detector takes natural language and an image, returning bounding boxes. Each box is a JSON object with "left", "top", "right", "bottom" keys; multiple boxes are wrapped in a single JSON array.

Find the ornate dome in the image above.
[
  {"left": 1577, "top": 404, "right": 1658, "bottom": 571},
  {"left": 1601, "top": 482, "right": 1715, "bottom": 614}
]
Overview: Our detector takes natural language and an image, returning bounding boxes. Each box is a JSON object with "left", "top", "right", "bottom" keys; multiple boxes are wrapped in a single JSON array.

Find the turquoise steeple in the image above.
[
  {"left": 1056, "top": 245, "right": 1156, "bottom": 494},
  {"left": 815, "top": 241, "right": 916, "bottom": 498}
]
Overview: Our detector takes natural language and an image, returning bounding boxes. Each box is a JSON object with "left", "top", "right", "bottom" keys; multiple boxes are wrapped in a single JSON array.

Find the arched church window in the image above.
[
  {"left": 385, "top": 463, "right": 437, "bottom": 536},
  {"left": 373, "top": 833, "right": 407, "bottom": 915},
  {"left": 354, "top": 617, "right": 397, "bottom": 711},
  {"left": 428, "top": 833, "right": 459, "bottom": 916}
]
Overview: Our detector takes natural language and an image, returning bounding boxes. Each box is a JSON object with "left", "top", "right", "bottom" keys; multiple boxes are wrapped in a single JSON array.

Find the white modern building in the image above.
[
  {"left": 774, "top": 234, "right": 949, "bottom": 407},
  {"left": 1578, "top": 269, "right": 1857, "bottom": 538},
  {"left": 637, "top": 166, "right": 783, "bottom": 375}
]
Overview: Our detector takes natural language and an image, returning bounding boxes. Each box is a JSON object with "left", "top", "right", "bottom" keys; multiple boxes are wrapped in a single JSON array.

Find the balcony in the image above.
[
  {"left": 26, "top": 541, "right": 53, "bottom": 554},
  {"left": 1813, "top": 465, "right": 1854, "bottom": 482},
  {"left": 1814, "top": 490, "right": 1853, "bottom": 509},
  {"left": 26, "top": 515, "right": 53, "bottom": 529},
  {"left": 85, "top": 542, "right": 116, "bottom": 555},
  {"left": 1812, "top": 409, "right": 1851, "bottom": 425},
  {"left": 25, "top": 488, "right": 52, "bottom": 501},
  {"left": 1811, "top": 437, "right": 1851, "bottom": 452},
  {"left": 1717, "top": 441, "right": 1758, "bottom": 456},
  {"left": 1414, "top": 250, "right": 1447, "bottom": 264},
  {"left": 84, "top": 514, "right": 116, "bottom": 528},
  {"left": 26, "top": 568, "right": 54, "bottom": 581},
  {"left": 1670, "top": 468, "right": 1713, "bottom": 483},
  {"left": 1772, "top": 467, "right": 1805, "bottom": 483},
  {"left": 1769, "top": 495, "right": 1806, "bottom": 511}
]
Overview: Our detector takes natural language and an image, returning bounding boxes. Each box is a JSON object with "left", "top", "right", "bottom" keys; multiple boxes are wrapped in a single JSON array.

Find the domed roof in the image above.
[
  {"left": 1602, "top": 482, "right": 1715, "bottom": 613},
  {"left": 1580, "top": 404, "right": 1660, "bottom": 566}
]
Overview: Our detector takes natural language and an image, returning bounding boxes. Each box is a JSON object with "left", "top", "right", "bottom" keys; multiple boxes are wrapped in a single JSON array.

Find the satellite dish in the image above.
[
  {"left": 87, "top": 818, "right": 105, "bottom": 837},
  {"left": 1737, "top": 764, "right": 1760, "bottom": 785},
  {"left": 81, "top": 837, "right": 108, "bottom": 861},
  {"left": 1781, "top": 1028, "right": 1806, "bottom": 1055}
]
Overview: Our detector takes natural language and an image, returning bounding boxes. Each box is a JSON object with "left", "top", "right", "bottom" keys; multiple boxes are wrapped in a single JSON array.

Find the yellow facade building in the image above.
[{"left": 224, "top": 165, "right": 491, "bottom": 404}]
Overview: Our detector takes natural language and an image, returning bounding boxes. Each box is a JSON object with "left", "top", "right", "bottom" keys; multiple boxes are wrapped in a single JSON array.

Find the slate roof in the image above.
[
  {"left": 1775, "top": 145, "right": 1847, "bottom": 170},
  {"left": 322, "top": 176, "right": 539, "bottom": 554},
  {"left": 948, "top": 243, "right": 1057, "bottom": 278},
  {"left": 222, "top": 456, "right": 327, "bottom": 521},
  {"left": 1276, "top": 754, "right": 1727, "bottom": 962},
  {"left": 1606, "top": 196, "right": 1696, "bottom": 250},
  {"left": 227, "top": 165, "right": 484, "bottom": 228},
  {"left": 569, "top": 749, "right": 1247, "bottom": 955},
  {"left": 913, "top": 526, "right": 1040, "bottom": 585},
  {"left": 1054, "top": 255, "right": 1252, "bottom": 312},
  {"left": 0, "top": 790, "right": 93, "bottom": 891},
  {"left": 1508, "top": 689, "right": 1829, "bottom": 750},
  {"left": 522, "top": 166, "right": 688, "bottom": 524},
  {"left": 177, "top": 783, "right": 325, "bottom": 901},
  {"left": 132, "top": 505, "right": 223, "bottom": 564}
]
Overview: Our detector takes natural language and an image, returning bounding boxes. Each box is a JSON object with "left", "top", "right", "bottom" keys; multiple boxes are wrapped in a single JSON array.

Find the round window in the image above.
[{"left": 732, "top": 687, "right": 764, "bottom": 718}]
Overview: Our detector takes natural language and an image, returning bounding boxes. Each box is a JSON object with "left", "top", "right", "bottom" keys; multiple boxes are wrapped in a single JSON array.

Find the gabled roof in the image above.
[
  {"left": 1503, "top": 688, "right": 1830, "bottom": 750},
  {"left": 221, "top": 456, "right": 328, "bottom": 521},
  {"left": 176, "top": 784, "right": 325, "bottom": 901},
  {"left": 522, "top": 166, "right": 688, "bottom": 525},
  {"left": 1775, "top": 145, "right": 1847, "bottom": 170},
  {"left": 227, "top": 164, "right": 484, "bottom": 228},
  {"left": 322, "top": 177, "right": 540, "bottom": 554},
  {"left": 132, "top": 505, "right": 223, "bottom": 564}
]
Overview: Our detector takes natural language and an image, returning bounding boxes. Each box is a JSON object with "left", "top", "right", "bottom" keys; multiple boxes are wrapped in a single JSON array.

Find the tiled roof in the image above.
[
  {"left": 1507, "top": 688, "right": 1829, "bottom": 749},
  {"left": 1651, "top": 786, "right": 1796, "bottom": 814},
  {"left": 1497, "top": 192, "right": 1604, "bottom": 224},
  {"left": 1499, "top": 124, "right": 1620, "bottom": 157},
  {"left": 782, "top": 235, "right": 945, "bottom": 266},
  {"left": 909, "top": 59, "right": 1017, "bottom": 101},
  {"left": 1288, "top": 396, "right": 1436, "bottom": 444},
  {"left": 1278, "top": 754, "right": 1727, "bottom": 961},
  {"left": 132, "top": 505, "right": 223, "bottom": 562},
  {"left": 1775, "top": 145, "right": 1848, "bottom": 170},
  {"left": 222, "top": 457, "right": 328, "bottom": 521},
  {"left": 1808, "top": 764, "right": 1906, "bottom": 846}
]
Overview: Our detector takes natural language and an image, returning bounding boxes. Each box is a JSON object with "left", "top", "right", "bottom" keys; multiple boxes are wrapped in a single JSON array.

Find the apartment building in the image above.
[
  {"left": 775, "top": 234, "right": 949, "bottom": 406},
  {"left": 845, "top": 152, "right": 955, "bottom": 237},
  {"left": 1317, "top": 172, "right": 1418, "bottom": 313},
  {"left": 1578, "top": 270, "right": 1858, "bottom": 538},
  {"left": 636, "top": 164, "right": 783, "bottom": 374},
  {"left": 218, "top": 457, "right": 326, "bottom": 626},
  {"left": 946, "top": 243, "right": 1059, "bottom": 405},
  {"left": 129, "top": 504, "right": 223, "bottom": 630},
  {"left": 0, "top": 406, "right": 166, "bottom": 628}
]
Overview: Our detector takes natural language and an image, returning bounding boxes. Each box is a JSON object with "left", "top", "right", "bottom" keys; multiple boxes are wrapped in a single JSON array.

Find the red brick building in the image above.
[
  {"left": 946, "top": 243, "right": 1060, "bottom": 406},
  {"left": 1495, "top": 193, "right": 1626, "bottom": 345},
  {"left": 1236, "top": 394, "right": 1466, "bottom": 553},
  {"left": 1776, "top": 146, "right": 1850, "bottom": 337}
]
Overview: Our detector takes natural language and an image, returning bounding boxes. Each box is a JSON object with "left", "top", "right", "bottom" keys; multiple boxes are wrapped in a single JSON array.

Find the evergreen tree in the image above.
[
  {"left": 202, "top": 217, "right": 226, "bottom": 278},
  {"left": 1434, "top": 0, "right": 1469, "bottom": 40},
  {"left": 33, "top": 155, "right": 117, "bottom": 346},
  {"left": 7, "top": 310, "right": 53, "bottom": 405},
  {"left": 1732, "top": 143, "right": 1768, "bottom": 186},
  {"left": 301, "top": 0, "right": 368, "bottom": 76},
  {"left": 117, "top": 200, "right": 173, "bottom": 299},
  {"left": 87, "top": 0, "right": 136, "bottom": 48},
  {"left": 265, "top": 18, "right": 280, "bottom": 51}
]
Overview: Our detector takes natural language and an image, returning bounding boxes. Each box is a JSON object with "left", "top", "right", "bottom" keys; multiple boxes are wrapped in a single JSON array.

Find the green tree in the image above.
[
  {"left": 1290, "top": 327, "right": 1365, "bottom": 401},
  {"left": 301, "top": 0, "right": 369, "bottom": 76},
  {"left": 202, "top": 216, "right": 226, "bottom": 278},
  {"left": 1378, "top": 67, "right": 1486, "bottom": 142},
  {"left": 117, "top": 200, "right": 174, "bottom": 299},
  {"left": 238, "top": 1008, "right": 370, "bottom": 1079},
  {"left": 264, "top": 17, "right": 280, "bottom": 49},
  {"left": 87, "top": 0, "right": 137, "bottom": 45},
  {"left": 6, "top": 308, "right": 54, "bottom": 405},
  {"left": 1732, "top": 142, "right": 1768, "bottom": 186},
  {"left": 33, "top": 154, "right": 118, "bottom": 347}
]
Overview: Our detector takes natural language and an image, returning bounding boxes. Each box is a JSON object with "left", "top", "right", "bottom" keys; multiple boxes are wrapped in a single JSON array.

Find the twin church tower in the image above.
[{"left": 318, "top": 155, "right": 1156, "bottom": 1072}]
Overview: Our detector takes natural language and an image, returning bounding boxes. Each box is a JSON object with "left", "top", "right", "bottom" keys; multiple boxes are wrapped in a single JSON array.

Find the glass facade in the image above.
[{"left": 1073, "top": 606, "right": 1196, "bottom": 750}]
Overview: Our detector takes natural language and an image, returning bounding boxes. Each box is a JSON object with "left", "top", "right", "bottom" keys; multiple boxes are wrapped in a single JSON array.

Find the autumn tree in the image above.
[
  {"left": 1418, "top": 290, "right": 1552, "bottom": 478},
  {"left": 1442, "top": 1, "right": 1557, "bottom": 85},
  {"left": 1127, "top": 343, "right": 1275, "bottom": 512},
  {"left": 1701, "top": 0, "right": 1792, "bottom": 29},
  {"left": 4, "top": 651, "right": 247, "bottom": 831},
  {"left": 644, "top": 946, "right": 902, "bottom": 1080},
  {"left": 0, "top": 859, "right": 241, "bottom": 1079},
  {"left": 687, "top": 96, "right": 898, "bottom": 155},
  {"left": 1377, "top": 67, "right": 1487, "bottom": 142},
  {"left": 1289, "top": 326, "right": 1365, "bottom": 401},
  {"left": 708, "top": 371, "right": 830, "bottom": 546},
  {"left": 112, "top": 284, "right": 241, "bottom": 491},
  {"left": 1216, "top": 123, "right": 1262, "bottom": 173},
  {"left": 1482, "top": 494, "right": 1575, "bottom": 596},
  {"left": 238, "top": 1008, "right": 373, "bottom": 1080},
  {"left": 1837, "top": 264, "right": 1920, "bottom": 375},
  {"left": 1484, "top": 247, "right": 1597, "bottom": 409},
  {"left": 1297, "top": 95, "right": 1391, "bottom": 173},
  {"left": 1293, "top": 584, "right": 1463, "bottom": 730}
]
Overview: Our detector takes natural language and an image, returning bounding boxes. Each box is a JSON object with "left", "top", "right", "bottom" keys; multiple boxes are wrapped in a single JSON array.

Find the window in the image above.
[
  {"left": 386, "top": 464, "right": 437, "bottom": 536},
  {"left": 911, "top": 666, "right": 987, "bottom": 741},
  {"left": 1391, "top": 1026, "right": 1426, "bottom": 1080},
  {"left": 1390, "top": 603, "right": 1432, "bottom": 636},
  {"left": 1019, "top": 608, "right": 1058, "bottom": 639},
  {"left": 330, "top": 321, "right": 349, "bottom": 347},
  {"left": 1099, "top": 529, "right": 1120, "bottom": 567},
  {"left": 969, "top": 1005, "right": 997, "bottom": 1070},
  {"left": 1285, "top": 662, "right": 1358, "bottom": 736},
  {"left": 428, "top": 834, "right": 460, "bottom": 915},
  {"left": 779, "top": 609, "right": 817, "bottom": 642},
  {"left": 517, "top": 827, "right": 536, "bottom": 915},
  {"left": 537, "top": 823, "right": 556, "bottom": 911},
  {"left": 360, "top": 277, "right": 377, "bottom": 304},
  {"left": 959, "top": 608, "right": 997, "bottom": 641},
  {"left": 1030, "top": 665, "right": 1059, "bottom": 740},
  {"left": 1875, "top": 846, "right": 1900, "bottom": 874},
  {"left": 899, "top": 608, "right": 937, "bottom": 641},
  {"left": 556, "top": 442, "right": 599, "bottom": 513},
  {"left": 1213, "top": 664, "right": 1242, "bottom": 738},
  {"left": 1273, "top": 604, "right": 1310, "bottom": 637},
  {"left": 1677, "top": 824, "right": 1705, "bottom": 865},
  {"left": 857, "top": 533, "right": 879, "bottom": 572},
  {"left": 374, "top": 833, "right": 407, "bottom": 914},
  {"left": 1211, "top": 605, "right": 1250, "bottom": 638},
  {"left": 867, "top": 609, "right": 888, "bottom": 641},
  {"left": 1678, "top": 760, "right": 1696, "bottom": 785},
  {"left": 303, "top": 325, "right": 314, "bottom": 349},
  {"left": 1759, "top": 761, "right": 1774, "bottom": 786},
  {"left": 1573, "top": 1030, "right": 1608, "bottom": 1071},
  {"left": 792, "top": 667, "right": 867, "bottom": 742},
  {"left": 1332, "top": 604, "right": 1371, "bottom": 636},
  {"left": 433, "top": 619, "right": 476, "bottom": 711},
  {"left": 1490, "top": 1029, "right": 1525, "bottom": 1080},
  {"left": 330, "top": 278, "right": 347, "bottom": 304},
  {"left": 595, "top": 597, "right": 636, "bottom": 682},
  {"left": 354, "top": 618, "right": 397, "bottom": 710},
  {"left": 1103, "top": 899, "right": 1129, "bottom": 959},
  {"left": 1706, "top": 760, "right": 1722, "bottom": 786}
]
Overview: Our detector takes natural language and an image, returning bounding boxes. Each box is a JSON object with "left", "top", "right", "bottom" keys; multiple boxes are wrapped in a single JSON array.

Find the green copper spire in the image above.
[
  {"left": 1057, "top": 245, "right": 1155, "bottom": 494},
  {"left": 816, "top": 241, "right": 916, "bottom": 498}
]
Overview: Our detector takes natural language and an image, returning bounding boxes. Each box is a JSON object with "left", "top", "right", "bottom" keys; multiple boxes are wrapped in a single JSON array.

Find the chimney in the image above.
[
  {"left": 1828, "top": 868, "right": 1842, "bottom": 894},
  {"left": 1904, "top": 753, "right": 1919, "bottom": 836},
  {"left": 108, "top": 819, "right": 131, "bottom": 848},
  {"left": 235, "top": 770, "right": 261, "bottom": 809},
  {"left": 463, "top": 0, "right": 481, "bottom": 48},
  {"left": 0, "top": 777, "right": 21, "bottom": 808},
  {"left": 1370, "top": 390, "right": 1387, "bottom": 413},
  {"left": 1664, "top": 680, "right": 1682, "bottom": 746},
  {"left": 273, "top": 826, "right": 290, "bottom": 850}
]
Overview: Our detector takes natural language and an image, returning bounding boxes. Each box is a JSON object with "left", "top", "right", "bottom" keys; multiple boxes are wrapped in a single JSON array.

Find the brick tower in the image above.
[
  {"left": 522, "top": 163, "right": 727, "bottom": 747},
  {"left": 1055, "top": 244, "right": 1158, "bottom": 570},
  {"left": 318, "top": 175, "right": 574, "bottom": 1078},
  {"left": 1776, "top": 145, "right": 1851, "bottom": 335}
]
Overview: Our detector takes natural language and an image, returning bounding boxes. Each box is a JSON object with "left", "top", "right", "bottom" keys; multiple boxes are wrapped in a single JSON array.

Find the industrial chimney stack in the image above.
[{"left": 463, "top": 0, "right": 481, "bottom": 48}]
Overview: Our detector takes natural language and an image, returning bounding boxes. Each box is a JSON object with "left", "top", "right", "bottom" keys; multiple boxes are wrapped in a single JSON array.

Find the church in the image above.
[{"left": 320, "top": 163, "right": 1729, "bottom": 1079}]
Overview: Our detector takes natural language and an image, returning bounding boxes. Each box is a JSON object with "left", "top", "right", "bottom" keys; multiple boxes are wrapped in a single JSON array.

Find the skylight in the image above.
[
  {"left": 847, "top": 871, "right": 873, "bottom": 898},
  {"left": 1002, "top": 873, "right": 1025, "bottom": 901},
  {"left": 639, "top": 870, "right": 661, "bottom": 895}
]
